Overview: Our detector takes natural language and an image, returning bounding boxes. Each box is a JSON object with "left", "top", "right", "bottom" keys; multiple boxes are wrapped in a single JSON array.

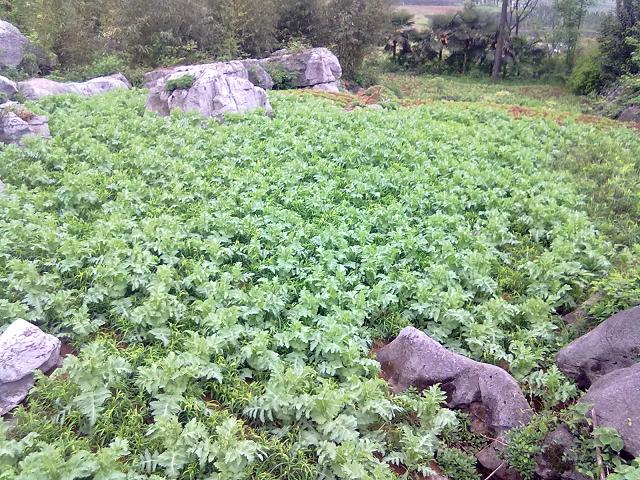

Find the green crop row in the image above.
[{"left": 0, "top": 88, "right": 638, "bottom": 479}]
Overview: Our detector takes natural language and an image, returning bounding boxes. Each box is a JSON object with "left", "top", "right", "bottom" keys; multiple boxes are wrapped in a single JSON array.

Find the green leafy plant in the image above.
[
  {"left": 0, "top": 83, "right": 637, "bottom": 479},
  {"left": 165, "top": 74, "right": 195, "bottom": 93},
  {"left": 265, "top": 63, "right": 298, "bottom": 90},
  {"left": 437, "top": 447, "right": 481, "bottom": 480}
]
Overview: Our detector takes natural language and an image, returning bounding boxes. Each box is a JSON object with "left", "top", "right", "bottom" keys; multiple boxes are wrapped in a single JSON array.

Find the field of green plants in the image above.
[{"left": 1, "top": 85, "right": 639, "bottom": 479}]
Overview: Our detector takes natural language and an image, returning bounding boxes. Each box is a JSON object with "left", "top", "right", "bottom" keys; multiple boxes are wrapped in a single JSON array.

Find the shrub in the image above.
[
  {"left": 265, "top": 64, "right": 298, "bottom": 90},
  {"left": 569, "top": 49, "right": 605, "bottom": 95},
  {"left": 437, "top": 448, "right": 480, "bottom": 480},
  {"left": 165, "top": 74, "right": 196, "bottom": 92},
  {"left": 351, "top": 60, "right": 381, "bottom": 88}
]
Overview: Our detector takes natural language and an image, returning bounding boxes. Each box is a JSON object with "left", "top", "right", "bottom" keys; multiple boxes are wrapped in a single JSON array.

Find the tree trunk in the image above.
[{"left": 492, "top": 0, "right": 509, "bottom": 81}]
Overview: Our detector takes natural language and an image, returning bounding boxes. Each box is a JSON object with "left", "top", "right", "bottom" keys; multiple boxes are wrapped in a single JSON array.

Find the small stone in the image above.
[
  {"left": 618, "top": 105, "right": 640, "bottom": 123},
  {"left": 476, "top": 438, "right": 522, "bottom": 480},
  {"left": 0, "top": 104, "right": 50, "bottom": 145},
  {"left": 535, "top": 424, "right": 576, "bottom": 479}
]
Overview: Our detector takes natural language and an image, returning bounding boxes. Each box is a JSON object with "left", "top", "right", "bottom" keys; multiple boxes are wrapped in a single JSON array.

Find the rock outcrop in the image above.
[
  {"left": 18, "top": 74, "right": 131, "bottom": 100},
  {"left": 556, "top": 305, "right": 640, "bottom": 388},
  {"left": 0, "top": 20, "right": 28, "bottom": 69},
  {"left": 377, "top": 326, "right": 532, "bottom": 433},
  {"left": 536, "top": 363, "right": 640, "bottom": 478},
  {"left": 0, "top": 103, "right": 50, "bottom": 145},
  {"left": 538, "top": 306, "right": 640, "bottom": 478},
  {"left": 0, "top": 319, "right": 61, "bottom": 415},
  {"left": 581, "top": 362, "right": 640, "bottom": 457},
  {"left": 0, "top": 75, "right": 18, "bottom": 102},
  {"left": 261, "top": 47, "right": 342, "bottom": 92},
  {"left": 143, "top": 48, "right": 342, "bottom": 119},
  {"left": 618, "top": 105, "right": 640, "bottom": 123},
  {"left": 144, "top": 61, "right": 272, "bottom": 119}
]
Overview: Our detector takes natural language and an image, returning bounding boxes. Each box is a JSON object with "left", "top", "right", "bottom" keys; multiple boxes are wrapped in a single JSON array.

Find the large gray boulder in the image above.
[
  {"left": 18, "top": 73, "right": 131, "bottom": 100},
  {"left": 556, "top": 306, "right": 640, "bottom": 388},
  {"left": 0, "top": 319, "right": 61, "bottom": 415},
  {"left": 0, "top": 75, "right": 18, "bottom": 102},
  {"left": 0, "top": 20, "right": 28, "bottom": 68},
  {"left": 377, "top": 326, "right": 532, "bottom": 433},
  {"left": 0, "top": 103, "right": 50, "bottom": 145},
  {"left": 144, "top": 61, "right": 272, "bottom": 119},
  {"left": 260, "top": 47, "right": 342, "bottom": 92},
  {"left": 581, "top": 362, "right": 640, "bottom": 457}
]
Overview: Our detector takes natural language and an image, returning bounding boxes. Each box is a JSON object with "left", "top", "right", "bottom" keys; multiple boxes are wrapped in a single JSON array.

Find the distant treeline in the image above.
[{"left": 0, "top": 0, "right": 392, "bottom": 78}]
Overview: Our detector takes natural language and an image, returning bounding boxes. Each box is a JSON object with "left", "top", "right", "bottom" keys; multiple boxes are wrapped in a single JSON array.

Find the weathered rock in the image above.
[
  {"left": 476, "top": 438, "right": 522, "bottom": 480},
  {"left": 580, "top": 362, "right": 640, "bottom": 457},
  {"left": 618, "top": 105, "right": 640, "bottom": 123},
  {"left": 535, "top": 424, "right": 576, "bottom": 479},
  {"left": 0, "top": 319, "right": 61, "bottom": 415},
  {"left": 18, "top": 73, "right": 131, "bottom": 100},
  {"left": 0, "top": 75, "right": 18, "bottom": 102},
  {"left": 0, "top": 20, "right": 28, "bottom": 68},
  {"left": 240, "top": 59, "right": 274, "bottom": 90},
  {"left": 377, "top": 326, "right": 532, "bottom": 433},
  {"left": 556, "top": 305, "right": 640, "bottom": 388},
  {"left": 0, "top": 179, "right": 4, "bottom": 193},
  {"left": 261, "top": 47, "right": 342, "bottom": 91},
  {"left": 0, "top": 103, "right": 50, "bottom": 145},
  {"left": 145, "top": 61, "right": 271, "bottom": 119}
]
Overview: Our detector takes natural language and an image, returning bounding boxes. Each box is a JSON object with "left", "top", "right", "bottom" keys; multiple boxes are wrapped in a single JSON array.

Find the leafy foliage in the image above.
[
  {"left": 264, "top": 65, "right": 298, "bottom": 90},
  {"left": 0, "top": 86, "right": 637, "bottom": 478},
  {"left": 165, "top": 75, "right": 195, "bottom": 93}
]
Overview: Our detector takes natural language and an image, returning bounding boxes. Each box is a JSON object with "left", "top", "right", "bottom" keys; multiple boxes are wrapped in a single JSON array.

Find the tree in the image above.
[
  {"left": 508, "top": 0, "right": 540, "bottom": 36},
  {"left": 432, "top": 6, "right": 497, "bottom": 74},
  {"left": 276, "top": 0, "right": 322, "bottom": 44},
  {"left": 321, "top": 0, "right": 392, "bottom": 77},
  {"left": 554, "top": 0, "right": 594, "bottom": 69},
  {"left": 492, "top": 0, "right": 509, "bottom": 80},
  {"left": 10, "top": 0, "right": 105, "bottom": 67},
  {"left": 598, "top": 0, "right": 640, "bottom": 79},
  {"left": 388, "top": 10, "right": 415, "bottom": 62}
]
